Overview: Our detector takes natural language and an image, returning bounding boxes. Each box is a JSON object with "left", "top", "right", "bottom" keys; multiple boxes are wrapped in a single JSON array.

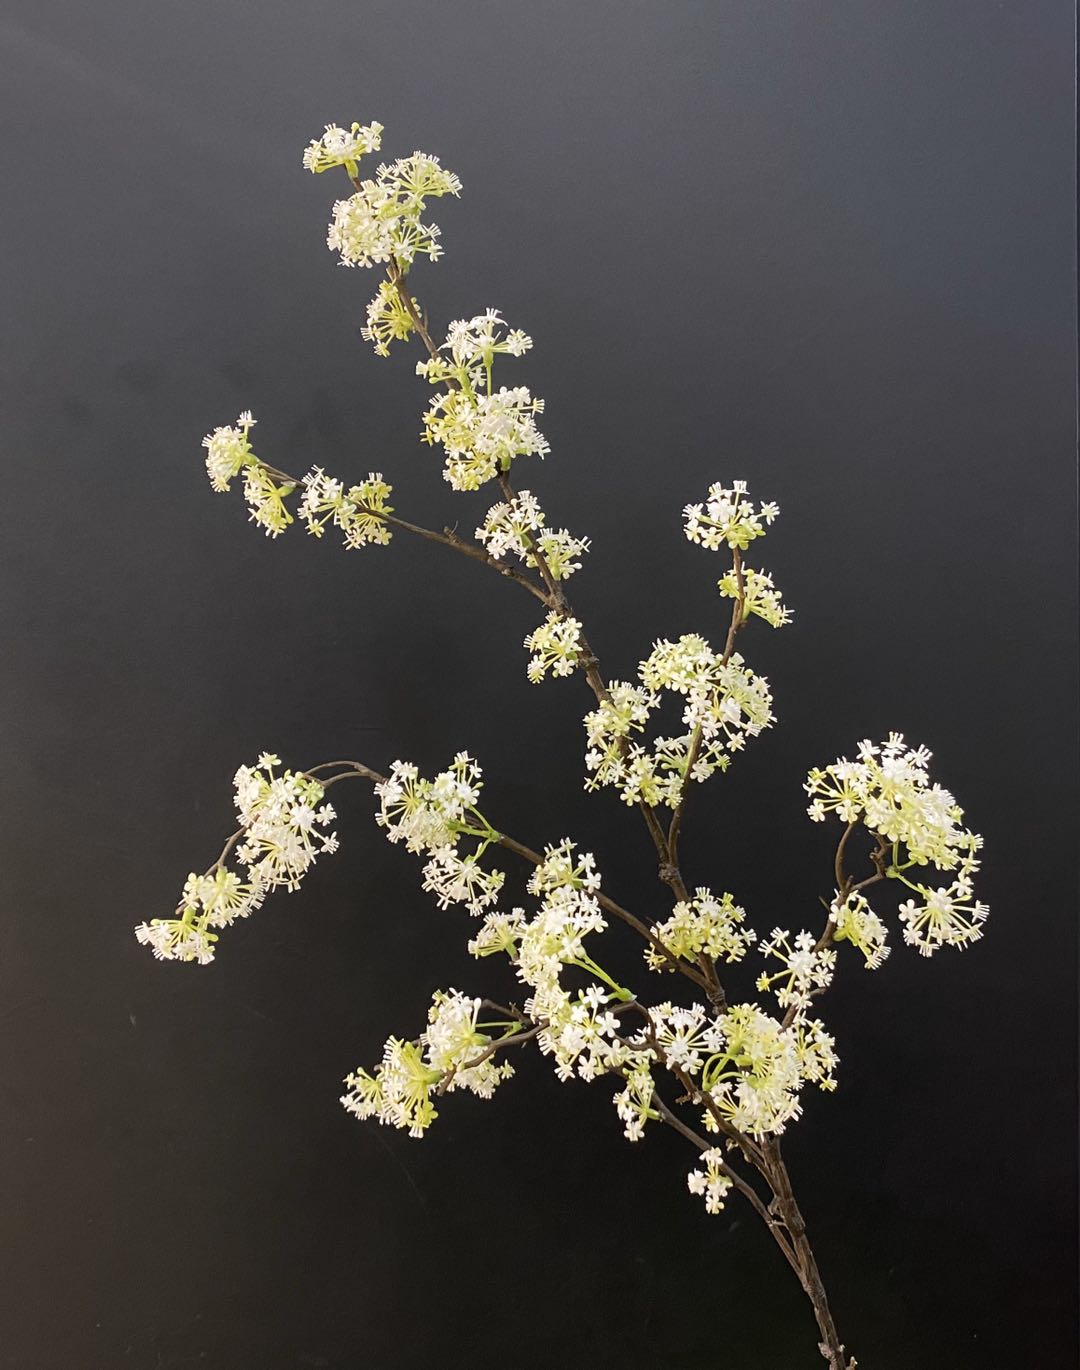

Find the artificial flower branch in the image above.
[{"left": 137, "top": 119, "right": 991, "bottom": 1369}]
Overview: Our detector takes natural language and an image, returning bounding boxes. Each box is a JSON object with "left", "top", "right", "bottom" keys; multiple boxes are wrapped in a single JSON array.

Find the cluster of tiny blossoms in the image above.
[
  {"left": 719, "top": 566, "right": 792, "bottom": 629},
  {"left": 302, "top": 121, "right": 384, "bottom": 177},
  {"left": 135, "top": 754, "right": 337, "bottom": 964},
  {"left": 325, "top": 149, "right": 461, "bottom": 271},
  {"left": 202, "top": 416, "right": 396, "bottom": 552},
  {"left": 585, "top": 636, "right": 774, "bottom": 807},
  {"left": 298, "top": 468, "right": 394, "bottom": 549},
  {"left": 203, "top": 411, "right": 258, "bottom": 492},
  {"left": 630, "top": 998, "right": 837, "bottom": 1146},
  {"left": 419, "top": 312, "right": 549, "bottom": 491},
  {"left": 341, "top": 988, "right": 516, "bottom": 1137},
  {"left": 374, "top": 753, "right": 505, "bottom": 915},
  {"left": 829, "top": 891, "right": 890, "bottom": 969},
  {"left": 687, "top": 1149, "right": 734, "bottom": 1214},
  {"left": 524, "top": 612, "right": 583, "bottom": 683},
  {"left": 756, "top": 929, "right": 836, "bottom": 1013},
  {"left": 684, "top": 480, "right": 791, "bottom": 628},
  {"left": 806, "top": 734, "right": 988, "bottom": 956},
  {"left": 493, "top": 842, "right": 634, "bottom": 1085},
  {"left": 476, "top": 490, "right": 590, "bottom": 582},
  {"left": 646, "top": 888, "right": 756, "bottom": 971},
  {"left": 683, "top": 480, "right": 779, "bottom": 551}
]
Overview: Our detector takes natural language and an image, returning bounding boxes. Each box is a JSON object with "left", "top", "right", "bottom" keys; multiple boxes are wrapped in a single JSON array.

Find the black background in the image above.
[{"left": 1, "top": 4, "right": 1076, "bottom": 1368}]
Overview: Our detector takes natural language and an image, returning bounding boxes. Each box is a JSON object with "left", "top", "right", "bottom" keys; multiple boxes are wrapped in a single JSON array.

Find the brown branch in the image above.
[
  {"left": 255, "top": 459, "right": 551, "bottom": 605},
  {"left": 386, "top": 260, "right": 442, "bottom": 361},
  {"left": 436, "top": 1023, "right": 543, "bottom": 1093},
  {"left": 381, "top": 511, "right": 551, "bottom": 603},
  {"left": 280, "top": 760, "right": 707, "bottom": 994},
  {"left": 760, "top": 1138, "right": 855, "bottom": 1370},
  {"left": 780, "top": 828, "right": 892, "bottom": 1030},
  {"left": 647, "top": 1089, "right": 799, "bottom": 1275}
]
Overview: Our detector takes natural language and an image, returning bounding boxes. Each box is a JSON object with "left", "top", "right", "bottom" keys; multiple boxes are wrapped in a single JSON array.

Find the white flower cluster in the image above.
[
  {"left": 807, "top": 734, "right": 988, "bottom": 956},
  {"left": 341, "top": 988, "right": 516, "bottom": 1138},
  {"left": 702, "top": 1002, "right": 837, "bottom": 1138},
  {"left": 718, "top": 566, "right": 792, "bottom": 629},
  {"left": 683, "top": 480, "right": 779, "bottom": 552},
  {"left": 375, "top": 753, "right": 505, "bottom": 915},
  {"left": 422, "top": 845, "right": 505, "bottom": 915},
  {"left": 524, "top": 612, "right": 582, "bottom": 683},
  {"left": 303, "top": 121, "right": 384, "bottom": 176},
  {"left": 829, "top": 891, "right": 890, "bottom": 969},
  {"left": 298, "top": 468, "right": 394, "bottom": 549},
  {"left": 476, "top": 490, "right": 590, "bottom": 582},
  {"left": 135, "top": 867, "right": 265, "bottom": 966},
  {"left": 202, "top": 411, "right": 296, "bottom": 538},
  {"left": 897, "top": 885, "right": 989, "bottom": 958},
  {"left": 469, "top": 840, "right": 632, "bottom": 1086},
  {"left": 584, "top": 637, "right": 774, "bottom": 807},
  {"left": 242, "top": 465, "right": 296, "bottom": 538},
  {"left": 326, "top": 149, "right": 461, "bottom": 270},
  {"left": 532, "top": 984, "right": 626, "bottom": 1083},
  {"left": 646, "top": 888, "right": 756, "bottom": 971},
  {"left": 422, "top": 385, "right": 548, "bottom": 491},
  {"left": 376, "top": 752, "right": 482, "bottom": 851},
  {"left": 232, "top": 755, "right": 340, "bottom": 887},
  {"left": 418, "top": 314, "right": 548, "bottom": 491},
  {"left": 517, "top": 842, "right": 607, "bottom": 998},
  {"left": 609, "top": 982, "right": 837, "bottom": 1151},
  {"left": 361, "top": 279, "right": 419, "bottom": 357},
  {"left": 419, "top": 310, "right": 532, "bottom": 387},
  {"left": 687, "top": 1148, "right": 733, "bottom": 1215},
  {"left": 203, "top": 411, "right": 258, "bottom": 492},
  {"left": 631, "top": 1000, "right": 837, "bottom": 1141},
  {"left": 648, "top": 1002, "right": 718, "bottom": 1075},
  {"left": 756, "top": 929, "right": 836, "bottom": 1013},
  {"left": 467, "top": 908, "right": 527, "bottom": 959},
  {"left": 613, "top": 1064, "right": 659, "bottom": 1142},
  {"left": 135, "top": 754, "right": 337, "bottom": 965}
]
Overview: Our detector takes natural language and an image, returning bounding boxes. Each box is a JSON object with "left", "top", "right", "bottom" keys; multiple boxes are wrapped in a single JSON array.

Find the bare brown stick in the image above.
[{"left": 761, "top": 1138, "right": 855, "bottom": 1370}]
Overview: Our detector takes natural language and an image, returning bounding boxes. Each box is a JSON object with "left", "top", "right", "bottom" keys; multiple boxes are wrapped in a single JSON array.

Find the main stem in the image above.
[{"left": 762, "top": 1139, "right": 853, "bottom": 1369}]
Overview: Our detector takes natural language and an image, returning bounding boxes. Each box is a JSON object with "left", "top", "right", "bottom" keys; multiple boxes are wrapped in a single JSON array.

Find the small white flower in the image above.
[
  {"left": 647, "top": 888, "right": 756, "bottom": 970},
  {"left": 302, "top": 121, "right": 383, "bottom": 174},
  {"left": 684, "top": 481, "right": 779, "bottom": 552},
  {"left": 524, "top": 612, "right": 582, "bottom": 683},
  {"left": 687, "top": 1148, "right": 733, "bottom": 1214},
  {"left": 202, "top": 412, "right": 257, "bottom": 492},
  {"left": 829, "top": 891, "right": 890, "bottom": 969}
]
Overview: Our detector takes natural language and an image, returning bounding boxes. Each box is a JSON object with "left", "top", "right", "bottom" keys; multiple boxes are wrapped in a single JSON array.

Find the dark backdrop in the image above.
[{"left": 1, "top": 4, "right": 1076, "bottom": 1368}]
